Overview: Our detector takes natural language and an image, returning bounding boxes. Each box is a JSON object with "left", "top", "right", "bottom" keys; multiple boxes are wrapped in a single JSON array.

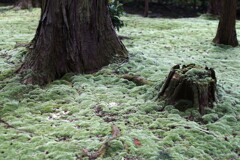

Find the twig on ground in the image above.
[{"left": 83, "top": 124, "right": 121, "bottom": 160}]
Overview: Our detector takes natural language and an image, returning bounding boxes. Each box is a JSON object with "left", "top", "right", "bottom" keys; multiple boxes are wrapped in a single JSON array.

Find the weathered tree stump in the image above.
[{"left": 158, "top": 64, "right": 217, "bottom": 114}]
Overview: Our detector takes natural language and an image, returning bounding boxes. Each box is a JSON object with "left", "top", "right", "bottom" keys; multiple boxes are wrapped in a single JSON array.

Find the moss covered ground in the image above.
[{"left": 0, "top": 7, "right": 240, "bottom": 160}]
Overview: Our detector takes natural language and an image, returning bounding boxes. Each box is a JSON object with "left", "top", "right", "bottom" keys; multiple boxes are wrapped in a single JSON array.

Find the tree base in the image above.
[
  {"left": 158, "top": 64, "right": 217, "bottom": 114},
  {"left": 17, "top": 0, "right": 128, "bottom": 85}
]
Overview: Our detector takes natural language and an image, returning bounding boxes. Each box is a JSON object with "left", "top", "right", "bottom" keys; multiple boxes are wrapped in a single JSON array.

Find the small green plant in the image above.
[{"left": 108, "top": 0, "right": 124, "bottom": 31}]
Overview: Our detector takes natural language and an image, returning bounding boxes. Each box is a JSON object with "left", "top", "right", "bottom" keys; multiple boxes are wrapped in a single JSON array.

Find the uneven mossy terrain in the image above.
[{"left": 0, "top": 7, "right": 240, "bottom": 160}]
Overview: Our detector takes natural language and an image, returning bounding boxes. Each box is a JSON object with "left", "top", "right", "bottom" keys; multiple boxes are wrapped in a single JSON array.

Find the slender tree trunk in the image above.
[
  {"left": 193, "top": 0, "right": 197, "bottom": 10},
  {"left": 144, "top": 0, "right": 149, "bottom": 17},
  {"left": 201, "top": 0, "right": 208, "bottom": 12},
  {"left": 207, "top": 0, "right": 220, "bottom": 15},
  {"left": 213, "top": 0, "right": 238, "bottom": 47},
  {"left": 14, "top": 0, "right": 41, "bottom": 9},
  {"left": 18, "top": 0, "right": 128, "bottom": 85}
]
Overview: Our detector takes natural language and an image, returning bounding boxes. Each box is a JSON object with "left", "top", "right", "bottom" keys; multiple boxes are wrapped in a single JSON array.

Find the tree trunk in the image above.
[
  {"left": 207, "top": 0, "right": 220, "bottom": 15},
  {"left": 213, "top": 0, "right": 238, "bottom": 47},
  {"left": 193, "top": 0, "right": 197, "bottom": 10},
  {"left": 201, "top": 0, "right": 208, "bottom": 12},
  {"left": 158, "top": 64, "right": 217, "bottom": 114},
  {"left": 144, "top": 0, "right": 149, "bottom": 17},
  {"left": 18, "top": 0, "right": 128, "bottom": 85},
  {"left": 14, "top": 0, "right": 41, "bottom": 9}
]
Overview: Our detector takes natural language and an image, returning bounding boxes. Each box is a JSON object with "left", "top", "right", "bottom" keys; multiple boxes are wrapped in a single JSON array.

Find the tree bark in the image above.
[
  {"left": 213, "top": 0, "right": 238, "bottom": 47},
  {"left": 207, "top": 0, "right": 220, "bottom": 15},
  {"left": 18, "top": 0, "right": 128, "bottom": 85},
  {"left": 14, "top": 0, "right": 41, "bottom": 9},
  {"left": 158, "top": 64, "right": 217, "bottom": 115},
  {"left": 144, "top": 0, "right": 149, "bottom": 17}
]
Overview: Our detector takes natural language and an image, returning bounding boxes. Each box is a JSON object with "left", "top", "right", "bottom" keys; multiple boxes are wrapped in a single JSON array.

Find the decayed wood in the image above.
[
  {"left": 158, "top": 64, "right": 217, "bottom": 114},
  {"left": 121, "top": 74, "right": 149, "bottom": 86}
]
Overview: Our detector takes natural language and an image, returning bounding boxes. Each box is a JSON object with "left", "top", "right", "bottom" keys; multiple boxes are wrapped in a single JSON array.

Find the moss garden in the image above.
[{"left": 0, "top": 7, "right": 240, "bottom": 160}]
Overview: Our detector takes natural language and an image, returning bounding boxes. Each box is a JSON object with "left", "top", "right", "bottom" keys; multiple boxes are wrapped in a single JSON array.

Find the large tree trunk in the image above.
[
  {"left": 213, "top": 0, "right": 238, "bottom": 47},
  {"left": 18, "top": 0, "right": 128, "bottom": 85},
  {"left": 14, "top": 0, "right": 41, "bottom": 9},
  {"left": 207, "top": 0, "right": 221, "bottom": 15}
]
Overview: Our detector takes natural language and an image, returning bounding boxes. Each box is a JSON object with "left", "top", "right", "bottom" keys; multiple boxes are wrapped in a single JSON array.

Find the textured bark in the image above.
[
  {"left": 14, "top": 0, "right": 41, "bottom": 9},
  {"left": 213, "top": 0, "right": 238, "bottom": 47},
  {"left": 207, "top": 0, "right": 220, "bottom": 15},
  {"left": 158, "top": 64, "right": 217, "bottom": 114},
  {"left": 18, "top": 0, "right": 128, "bottom": 85}
]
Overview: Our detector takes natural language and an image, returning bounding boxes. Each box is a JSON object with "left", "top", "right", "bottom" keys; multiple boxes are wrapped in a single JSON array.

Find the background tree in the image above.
[
  {"left": 14, "top": 0, "right": 41, "bottom": 9},
  {"left": 213, "top": 0, "right": 238, "bottom": 47},
  {"left": 207, "top": 0, "right": 220, "bottom": 15},
  {"left": 144, "top": 0, "right": 149, "bottom": 17},
  {"left": 18, "top": 0, "right": 128, "bottom": 85}
]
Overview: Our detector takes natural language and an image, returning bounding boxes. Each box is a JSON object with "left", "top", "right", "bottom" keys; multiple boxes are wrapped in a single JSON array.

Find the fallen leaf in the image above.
[{"left": 133, "top": 138, "right": 141, "bottom": 146}]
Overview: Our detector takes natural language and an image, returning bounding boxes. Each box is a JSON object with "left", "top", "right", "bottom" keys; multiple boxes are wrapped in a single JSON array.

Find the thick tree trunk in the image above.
[
  {"left": 18, "top": 0, "right": 128, "bottom": 85},
  {"left": 213, "top": 0, "right": 238, "bottom": 47},
  {"left": 14, "top": 0, "right": 41, "bottom": 9},
  {"left": 207, "top": 0, "right": 220, "bottom": 15},
  {"left": 158, "top": 64, "right": 217, "bottom": 114}
]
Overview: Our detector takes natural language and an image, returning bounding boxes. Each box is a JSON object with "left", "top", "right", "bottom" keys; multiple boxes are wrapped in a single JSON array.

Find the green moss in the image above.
[
  {"left": 202, "top": 113, "right": 219, "bottom": 123},
  {"left": 0, "top": 69, "right": 14, "bottom": 81},
  {"left": 0, "top": 7, "right": 240, "bottom": 160}
]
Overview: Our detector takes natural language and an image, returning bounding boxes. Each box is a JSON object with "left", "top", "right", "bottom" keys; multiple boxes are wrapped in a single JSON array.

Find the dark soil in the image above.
[{"left": 123, "top": 2, "right": 206, "bottom": 18}]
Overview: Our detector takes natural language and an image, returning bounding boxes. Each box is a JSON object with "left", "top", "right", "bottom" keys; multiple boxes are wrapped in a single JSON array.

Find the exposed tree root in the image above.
[
  {"left": 83, "top": 125, "right": 121, "bottom": 160},
  {"left": 121, "top": 74, "right": 149, "bottom": 86},
  {"left": 15, "top": 42, "right": 30, "bottom": 48}
]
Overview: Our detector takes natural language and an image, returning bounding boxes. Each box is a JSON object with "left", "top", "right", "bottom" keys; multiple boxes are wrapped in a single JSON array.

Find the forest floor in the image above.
[{"left": 0, "top": 7, "right": 240, "bottom": 160}]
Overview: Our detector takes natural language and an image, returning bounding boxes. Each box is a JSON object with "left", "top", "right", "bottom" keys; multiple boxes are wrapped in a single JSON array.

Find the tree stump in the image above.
[{"left": 158, "top": 64, "right": 217, "bottom": 114}]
